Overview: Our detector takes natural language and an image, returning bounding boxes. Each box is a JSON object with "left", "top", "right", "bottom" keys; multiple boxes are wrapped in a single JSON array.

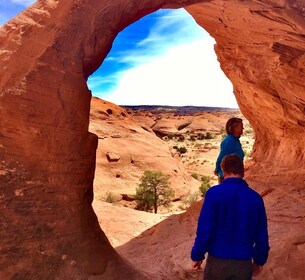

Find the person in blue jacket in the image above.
[
  {"left": 191, "top": 154, "right": 269, "bottom": 280},
  {"left": 214, "top": 117, "right": 244, "bottom": 183}
]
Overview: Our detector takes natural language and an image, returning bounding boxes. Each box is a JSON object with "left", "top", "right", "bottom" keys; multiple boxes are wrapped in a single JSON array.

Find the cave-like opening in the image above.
[{"left": 86, "top": 7, "right": 254, "bottom": 248}]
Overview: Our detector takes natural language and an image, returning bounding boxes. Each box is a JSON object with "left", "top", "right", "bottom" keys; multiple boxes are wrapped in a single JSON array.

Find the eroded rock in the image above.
[{"left": 1, "top": 0, "right": 305, "bottom": 279}]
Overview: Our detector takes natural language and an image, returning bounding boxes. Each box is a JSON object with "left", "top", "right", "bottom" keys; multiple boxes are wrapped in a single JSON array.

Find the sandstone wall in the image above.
[
  {"left": 186, "top": 0, "right": 305, "bottom": 169},
  {"left": 1, "top": 0, "right": 305, "bottom": 279}
]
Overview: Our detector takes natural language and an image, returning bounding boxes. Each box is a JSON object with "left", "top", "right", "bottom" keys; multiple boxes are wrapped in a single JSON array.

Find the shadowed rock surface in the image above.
[{"left": 1, "top": 0, "right": 305, "bottom": 279}]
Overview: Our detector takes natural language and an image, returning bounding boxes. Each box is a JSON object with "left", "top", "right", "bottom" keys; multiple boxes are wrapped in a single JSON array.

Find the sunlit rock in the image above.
[{"left": 1, "top": 0, "right": 305, "bottom": 278}]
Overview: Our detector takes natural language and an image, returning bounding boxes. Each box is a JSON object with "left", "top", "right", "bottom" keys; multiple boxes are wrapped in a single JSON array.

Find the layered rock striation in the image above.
[
  {"left": 1, "top": 0, "right": 305, "bottom": 279},
  {"left": 186, "top": 0, "right": 305, "bottom": 168}
]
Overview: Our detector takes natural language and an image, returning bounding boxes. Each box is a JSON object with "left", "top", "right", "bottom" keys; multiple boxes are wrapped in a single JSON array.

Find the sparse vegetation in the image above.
[
  {"left": 178, "top": 146, "right": 187, "bottom": 154},
  {"left": 244, "top": 149, "right": 252, "bottom": 158},
  {"left": 173, "top": 145, "right": 188, "bottom": 154},
  {"left": 105, "top": 192, "right": 115, "bottom": 203},
  {"left": 194, "top": 143, "right": 203, "bottom": 148},
  {"left": 245, "top": 129, "right": 253, "bottom": 134},
  {"left": 135, "top": 170, "right": 175, "bottom": 214},
  {"left": 180, "top": 191, "right": 201, "bottom": 210},
  {"left": 197, "top": 133, "right": 205, "bottom": 140},
  {"left": 205, "top": 132, "right": 215, "bottom": 139},
  {"left": 199, "top": 175, "right": 211, "bottom": 196},
  {"left": 219, "top": 128, "right": 226, "bottom": 140}
]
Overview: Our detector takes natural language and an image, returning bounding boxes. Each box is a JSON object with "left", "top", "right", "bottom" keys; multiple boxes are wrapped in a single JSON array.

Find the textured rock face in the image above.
[
  {"left": 0, "top": 0, "right": 305, "bottom": 279},
  {"left": 186, "top": 0, "right": 305, "bottom": 168},
  {"left": 89, "top": 97, "right": 200, "bottom": 198}
]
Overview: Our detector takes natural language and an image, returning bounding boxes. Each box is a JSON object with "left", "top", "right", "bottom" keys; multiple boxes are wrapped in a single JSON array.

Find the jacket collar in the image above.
[
  {"left": 227, "top": 134, "right": 239, "bottom": 141},
  {"left": 222, "top": 177, "right": 248, "bottom": 186}
]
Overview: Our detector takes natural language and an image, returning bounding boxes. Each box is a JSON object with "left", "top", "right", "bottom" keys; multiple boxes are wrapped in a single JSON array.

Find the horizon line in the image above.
[{"left": 120, "top": 104, "right": 240, "bottom": 109}]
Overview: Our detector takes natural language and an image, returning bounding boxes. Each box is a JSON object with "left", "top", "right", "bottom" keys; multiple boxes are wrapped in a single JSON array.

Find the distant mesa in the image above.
[{"left": 121, "top": 105, "right": 238, "bottom": 115}]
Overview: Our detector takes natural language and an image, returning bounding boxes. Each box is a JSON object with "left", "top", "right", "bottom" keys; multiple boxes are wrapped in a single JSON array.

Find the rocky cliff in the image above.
[{"left": 1, "top": 0, "right": 305, "bottom": 279}]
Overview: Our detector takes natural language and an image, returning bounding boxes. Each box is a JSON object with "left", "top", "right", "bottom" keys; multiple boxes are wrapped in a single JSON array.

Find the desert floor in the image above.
[{"left": 90, "top": 102, "right": 254, "bottom": 248}]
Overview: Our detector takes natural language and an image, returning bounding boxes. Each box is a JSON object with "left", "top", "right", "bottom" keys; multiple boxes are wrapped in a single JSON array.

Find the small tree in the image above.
[{"left": 135, "top": 170, "right": 174, "bottom": 213}]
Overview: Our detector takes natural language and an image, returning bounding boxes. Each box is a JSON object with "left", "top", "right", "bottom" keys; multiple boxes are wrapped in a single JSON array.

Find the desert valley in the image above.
[
  {"left": 2, "top": 0, "right": 305, "bottom": 279},
  {"left": 90, "top": 97, "right": 254, "bottom": 249}
]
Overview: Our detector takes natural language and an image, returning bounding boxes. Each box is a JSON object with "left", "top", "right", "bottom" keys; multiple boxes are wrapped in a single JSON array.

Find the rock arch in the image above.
[{"left": 1, "top": 0, "right": 305, "bottom": 278}]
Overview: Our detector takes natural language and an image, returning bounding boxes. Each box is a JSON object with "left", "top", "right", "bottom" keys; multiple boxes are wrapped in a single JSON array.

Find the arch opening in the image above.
[
  {"left": 87, "top": 7, "right": 255, "bottom": 249},
  {"left": 1, "top": 0, "right": 305, "bottom": 279}
]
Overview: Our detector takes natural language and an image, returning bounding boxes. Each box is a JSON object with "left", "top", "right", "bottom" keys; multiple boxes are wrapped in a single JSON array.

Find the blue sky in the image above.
[{"left": 1, "top": 1, "right": 238, "bottom": 108}]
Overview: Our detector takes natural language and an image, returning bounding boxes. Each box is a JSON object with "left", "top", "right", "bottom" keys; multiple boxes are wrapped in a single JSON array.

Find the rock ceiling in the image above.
[{"left": 0, "top": 0, "right": 304, "bottom": 278}]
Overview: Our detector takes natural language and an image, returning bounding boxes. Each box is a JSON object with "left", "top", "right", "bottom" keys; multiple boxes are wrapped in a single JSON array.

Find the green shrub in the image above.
[
  {"left": 191, "top": 173, "right": 199, "bottom": 180},
  {"left": 180, "top": 192, "right": 201, "bottom": 209},
  {"left": 105, "top": 192, "right": 115, "bottom": 203},
  {"left": 178, "top": 146, "right": 187, "bottom": 154},
  {"left": 205, "top": 132, "right": 215, "bottom": 139},
  {"left": 199, "top": 175, "right": 211, "bottom": 196},
  {"left": 201, "top": 175, "right": 211, "bottom": 183},
  {"left": 186, "top": 191, "right": 200, "bottom": 205},
  {"left": 178, "top": 135, "right": 185, "bottom": 142},
  {"left": 135, "top": 170, "right": 174, "bottom": 213},
  {"left": 197, "top": 133, "right": 205, "bottom": 140}
]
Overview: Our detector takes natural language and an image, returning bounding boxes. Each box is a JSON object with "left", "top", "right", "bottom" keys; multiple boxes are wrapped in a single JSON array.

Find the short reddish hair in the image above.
[{"left": 221, "top": 154, "right": 244, "bottom": 176}]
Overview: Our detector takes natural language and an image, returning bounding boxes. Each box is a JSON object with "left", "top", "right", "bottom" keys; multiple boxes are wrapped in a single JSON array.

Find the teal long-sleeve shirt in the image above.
[{"left": 215, "top": 134, "right": 244, "bottom": 177}]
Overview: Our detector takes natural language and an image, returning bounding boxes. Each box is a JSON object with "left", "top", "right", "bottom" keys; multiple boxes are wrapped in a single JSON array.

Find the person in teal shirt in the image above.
[{"left": 214, "top": 117, "right": 244, "bottom": 183}]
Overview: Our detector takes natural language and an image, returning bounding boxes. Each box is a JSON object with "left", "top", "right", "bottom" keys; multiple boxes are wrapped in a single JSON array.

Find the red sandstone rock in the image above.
[
  {"left": 1, "top": 0, "right": 305, "bottom": 279},
  {"left": 90, "top": 97, "right": 199, "bottom": 199}
]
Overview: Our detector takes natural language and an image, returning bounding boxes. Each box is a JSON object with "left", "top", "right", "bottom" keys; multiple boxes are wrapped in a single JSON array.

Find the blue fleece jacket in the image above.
[
  {"left": 215, "top": 134, "right": 244, "bottom": 178},
  {"left": 191, "top": 178, "right": 270, "bottom": 266}
]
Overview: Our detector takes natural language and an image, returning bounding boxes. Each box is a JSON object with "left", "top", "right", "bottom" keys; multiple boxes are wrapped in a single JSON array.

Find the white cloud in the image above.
[
  {"left": 137, "top": 9, "right": 207, "bottom": 55},
  {"left": 90, "top": 9, "right": 238, "bottom": 108},
  {"left": 100, "top": 37, "right": 238, "bottom": 108},
  {"left": 112, "top": 9, "right": 210, "bottom": 66}
]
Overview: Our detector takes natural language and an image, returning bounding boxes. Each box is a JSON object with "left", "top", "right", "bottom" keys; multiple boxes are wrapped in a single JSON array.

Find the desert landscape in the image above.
[
  {"left": 90, "top": 97, "right": 255, "bottom": 248},
  {"left": 1, "top": 0, "right": 305, "bottom": 279}
]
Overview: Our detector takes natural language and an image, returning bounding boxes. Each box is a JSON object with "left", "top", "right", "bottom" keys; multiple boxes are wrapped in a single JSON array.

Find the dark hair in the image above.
[
  {"left": 225, "top": 117, "right": 243, "bottom": 134},
  {"left": 221, "top": 154, "right": 244, "bottom": 176}
]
